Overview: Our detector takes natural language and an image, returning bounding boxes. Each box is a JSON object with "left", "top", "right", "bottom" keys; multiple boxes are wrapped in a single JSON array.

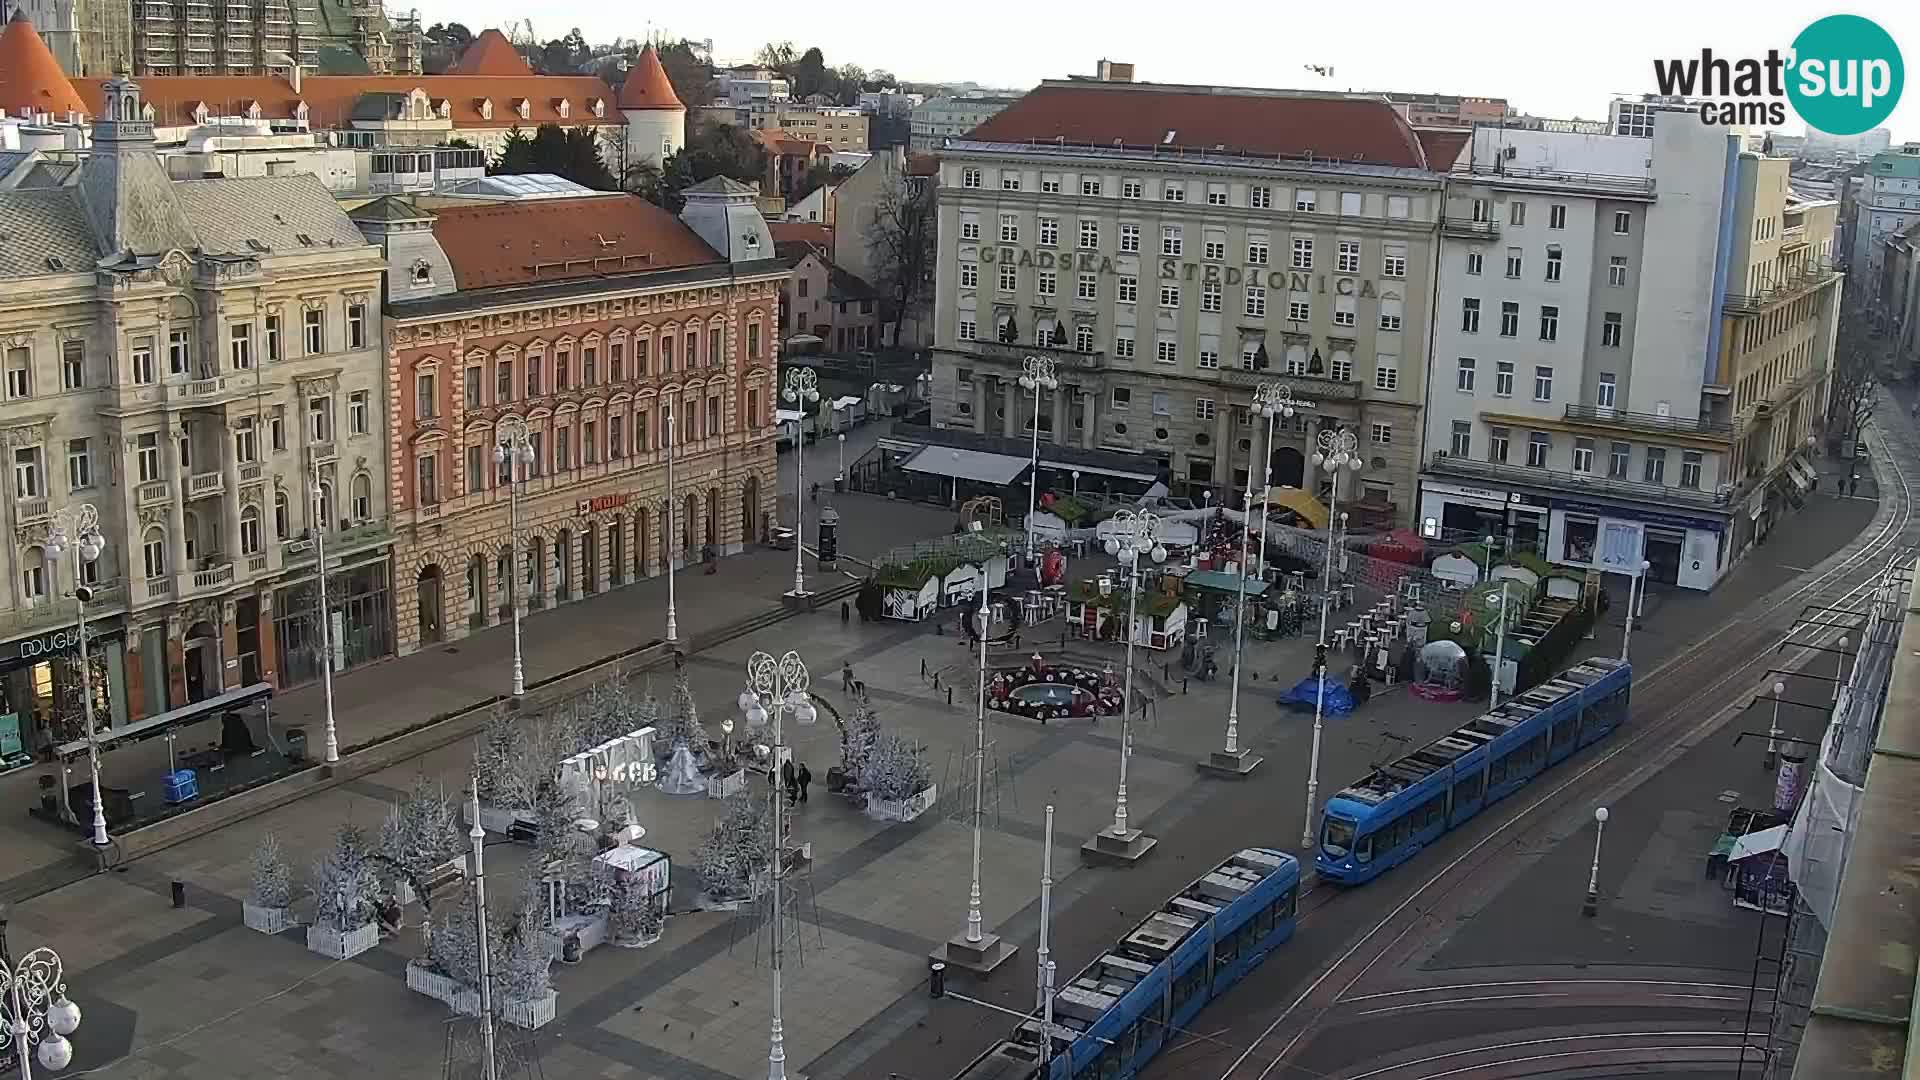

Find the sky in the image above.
[{"left": 419, "top": 1, "right": 1920, "bottom": 143}]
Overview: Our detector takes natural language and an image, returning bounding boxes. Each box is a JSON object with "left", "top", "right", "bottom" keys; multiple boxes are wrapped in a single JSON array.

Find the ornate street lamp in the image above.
[
  {"left": 1250, "top": 383, "right": 1306, "bottom": 577},
  {"left": 782, "top": 370, "right": 820, "bottom": 599},
  {"left": 1018, "top": 356, "right": 1059, "bottom": 567},
  {"left": 44, "top": 505, "right": 106, "bottom": 848},
  {"left": 1087, "top": 509, "right": 1165, "bottom": 863},
  {"left": 493, "top": 418, "right": 535, "bottom": 696},
  {"left": 744, "top": 649, "right": 814, "bottom": 1080},
  {"left": 1301, "top": 427, "right": 1362, "bottom": 850}
]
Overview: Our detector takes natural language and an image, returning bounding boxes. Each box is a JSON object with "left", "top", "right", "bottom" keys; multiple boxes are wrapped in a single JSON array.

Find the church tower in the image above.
[{"left": 618, "top": 44, "right": 686, "bottom": 174}]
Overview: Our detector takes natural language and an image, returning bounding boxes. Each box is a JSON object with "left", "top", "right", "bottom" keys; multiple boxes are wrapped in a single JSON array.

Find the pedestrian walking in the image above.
[
  {"left": 843, "top": 662, "right": 855, "bottom": 692},
  {"left": 1849, "top": 472, "right": 1860, "bottom": 497},
  {"left": 781, "top": 758, "right": 798, "bottom": 805},
  {"left": 796, "top": 763, "right": 813, "bottom": 803},
  {"left": 841, "top": 600, "right": 851, "bottom": 624}
]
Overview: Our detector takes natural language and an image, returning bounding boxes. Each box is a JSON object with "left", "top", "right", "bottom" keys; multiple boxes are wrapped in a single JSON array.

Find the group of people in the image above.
[{"left": 778, "top": 758, "right": 814, "bottom": 804}]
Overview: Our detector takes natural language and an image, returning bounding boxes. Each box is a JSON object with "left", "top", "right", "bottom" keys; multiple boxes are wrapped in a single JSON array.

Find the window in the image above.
[
  {"left": 1613, "top": 210, "right": 1632, "bottom": 235},
  {"left": 1597, "top": 373, "right": 1617, "bottom": 408},
  {"left": 1205, "top": 237, "right": 1226, "bottom": 261},
  {"left": 1118, "top": 276, "right": 1138, "bottom": 303},
  {"left": 1545, "top": 247, "right": 1563, "bottom": 282},
  {"left": 4, "top": 348, "right": 29, "bottom": 399},
  {"left": 1245, "top": 286, "right": 1267, "bottom": 318},
  {"left": 1379, "top": 297, "right": 1402, "bottom": 331},
  {"left": 552, "top": 427, "right": 570, "bottom": 472},
  {"left": 1495, "top": 361, "right": 1514, "bottom": 397},
  {"left": 1198, "top": 342, "right": 1220, "bottom": 369},
  {"left": 1202, "top": 281, "right": 1222, "bottom": 312},
  {"left": 265, "top": 314, "right": 281, "bottom": 362},
  {"left": 959, "top": 213, "right": 980, "bottom": 241},
  {"left": 137, "top": 433, "right": 160, "bottom": 482},
  {"left": 1488, "top": 426, "right": 1510, "bottom": 463},
  {"left": 959, "top": 262, "right": 978, "bottom": 289},
  {"left": 1527, "top": 431, "right": 1550, "bottom": 467},
  {"left": 1038, "top": 271, "right": 1056, "bottom": 297},
  {"left": 308, "top": 395, "right": 332, "bottom": 442},
  {"left": 1499, "top": 302, "right": 1519, "bottom": 337},
  {"left": 1247, "top": 238, "right": 1269, "bottom": 265},
  {"left": 1338, "top": 240, "right": 1361, "bottom": 273},
  {"left": 1539, "top": 306, "right": 1559, "bottom": 341},
  {"left": 1162, "top": 225, "right": 1183, "bottom": 256},
  {"left": 1251, "top": 185, "right": 1273, "bottom": 209},
  {"left": 1162, "top": 180, "right": 1185, "bottom": 203},
  {"left": 1001, "top": 172, "right": 1021, "bottom": 191},
  {"left": 496, "top": 358, "right": 514, "bottom": 403},
  {"left": 1075, "top": 325, "right": 1095, "bottom": 353},
  {"left": 303, "top": 307, "right": 324, "bottom": 354},
  {"left": 1119, "top": 223, "right": 1140, "bottom": 252},
  {"left": 60, "top": 341, "right": 84, "bottom": 389},
  {"left": 999, "top": 214, "right": 1018, "bottom": 243},
  {"left": 347, "top": 301, "right": 367, "bottom": 349},
  {"left": 1375, "top": 355, "right": 1399, "bottom": 392},
  {"left": 1289, "top": 297, "right": 1311, "bottom": 321},
  {"left": 1334, "top": 295, "right": 1356, "bottom": 327},
  {"left": 1206, "top": 183, "right": 1228, "bottom": 206},
  {"left": 1466, "top": 250, "right": 1484, "bottom": 275},
  {"left": 1371, "top": 422, "right": 1392, "bottom": 445},
  {"left": 168, "top": 330, "right": 190, "bottom": 375},
  {"left": 234, "top": 419, "right": 257, "bottom": 464},
  {"left": 1601, "top": 312, "right": 1622, "bottom": 348},
  {"left": 1114, "top": 334, "right": 1135, "bottom": 360},
  {"left": 416, "top": 453, "right": 439, "bottom": 505},
  {"left": 1644, "top": 447, "right": 1667, "bottom": 484},
  {"left": 747, "top": 323, "right": 763, "bottom": 360},
  {"left": 1382, "top": 245, "right": 1407, "bottom": 278},
  {"left": 1572, "top": 438, "right": 1594, "bottom": 473},
  {"left": 1609, "top": 442, "right": 1630, "bottom": 478},
  {"left": 1450, "top": 420, "right": 1471, "bottom": 457},
  {"left": 1038, "top": 216, "right": 1058, "bottom": 246},
  {"left": 1151, "top": 391, "right": 1170, "bottom": 415},
  {"left": 12, "top": 446, "right": 41, "bottom": 498},
  {"left": 65, "top": 438, "right": 91, "bottom": 491},
  {"left": 1340, "top": 191, "right": 1363, "bottom": 216},
  {"left": 1533, "top": 365, "right": 1553, "bottom": 401},
  {"left": 465, "top": 444, "right": 486, "bottom": 493},
  {"left": 240, "top": 504, "right": 263, "bottom": 555},
  {"left": 1291, "top": 236, "right": 1313, "bottom": 269},
  {"left": 1155, "top": 338, "right": 1178, "bottom": 364},
  {"left": 1295, "top": 189, "right": 1316, "bottom": 212},
  {"left": 351, "top": 473, "right": 372, "bottom": 520},
  {"left": 349, "top": 390, "right": 370, "bottom": 434},
  {"left": 416, "top": 371, "right": 437, "bottom": 419},
  {"left": 1461, "top": 298, "right": 1481, "bottom": 333},
  {"left": 1608, "top": 256, "right": 1628, "bottom": 287},
  {"left": 1040, "top": 174, "right": 1061, "bottom": 194},
  {"left": 1195, "top": 398, "right": 1217, "bottom": 421},
  {"left": 1510, "top": 200, "right": 1527, "bottom": 226},
  {"left": 1081, "top": 177, "right": 1103, "bottom": 197},
  {"left": 1549, "top": 203, "right": 1567, "bottom": 229},
  {"left": 1679, "top": 450, "right": 1704, "bottom": 489},
  {"left": 961, "top": 167, "right": 981, "bottom": 188},
  {"left": 1505, "top": 247, "right": 1523, "bottom": 278},
  {"left": 1078, "top": 219, "right": 1098, "bottom": 249},
  {"left": 1111, "top": 387, "right": 1131, "bottom": 410},
  {"left": 274, "top": 490, "right": 290, "bottom": 539},
  {"left": 143, "top": 528, "right": 167, "bottom": 579},
  {"left": 999, "top": 263, "right": 1018, "bottom": 292},
  {"left": 957, "top": 317, "right": 976, "bottom": 341},
  {"left": 1457, "top": 357, "right": 1477, "bottom": 392},
  {"left": 131, "top": 336, "right": 156, "bottom": 384}
]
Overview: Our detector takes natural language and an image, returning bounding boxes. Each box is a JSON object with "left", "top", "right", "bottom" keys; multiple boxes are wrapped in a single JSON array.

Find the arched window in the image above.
[
  {"left": 274, "top": 490, "right": 290, "bottom": 540},
  {"left": 182, "top": 509, "right": 200, "bottom": 562},
  {"left": 350, "top": 472, "right": 373, "bottom": 521},
  {"left": 240, "top": 505, "right": 262, "bottom": 555},
  {"left": 143, "top": 527, "right": 167, "bottom": 579},
  {"left": 20, "top": 547, "right": 46, "bottom": 602}
]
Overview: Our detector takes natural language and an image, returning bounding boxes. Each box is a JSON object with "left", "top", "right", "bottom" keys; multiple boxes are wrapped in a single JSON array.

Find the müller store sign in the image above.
[
  {"left": 975, "top": 246, "right": 1387, "bottom": 296},
  {"left": 1, "top": 617, "right": 122, "bottom": 667}
]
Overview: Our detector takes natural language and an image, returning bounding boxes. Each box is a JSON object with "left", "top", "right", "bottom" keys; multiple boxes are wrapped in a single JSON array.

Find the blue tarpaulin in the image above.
[{"left": 1277, "top": 674, "right": 1355, "bottom": 716}]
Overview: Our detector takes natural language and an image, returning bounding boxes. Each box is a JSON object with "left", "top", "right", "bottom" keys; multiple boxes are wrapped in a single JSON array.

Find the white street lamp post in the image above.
[
  {"left": 968, "top": 589, "right": 988, "bottom": 942},
  {"left": 783, "top": 370, "right": 820, "bottom": 599},
  {"left": 1620, "top": 559, "right": 1650, "bottom": 663},
  {"left": 836, "top": 432, "right": 845, "bottom": 488},
  {"left": 493, "top": 419, "right": 535, "bottom": 695},
  {"left": 1095, "top": 510, "right": 1165, "bottom": 858},
  {"left": 1037, "top": 803, "right": 1057, "bottom": 1069},
  {"left": 1070, "top": 470, "right": 1080, "bottom": 500},
  {"left": 1301, "top": 428, "right": 1362, "bottom": 850},
  {"left": 1833, "top": 635, "right": 1849, "bottom": 702},
  {"left": 45, "top": 505, "right": 106, "bottom": 847},
  {"left": 0, "top": 923, "right": 83, "bottom": 1079},
  {"left": 1582, "top": 805, "right": 1609, "bottom": 917},
  {"left": 1202, "top": 444, "right": 1263, "bottom": 777},
  {"left": 744, "top": 650, "right": 816, "bottom": 1080},
  {"left": 310, "top": 457, "right": 338, "bottom": 764},
  {"left": 1765, "top": 680, "right": 1786, "bottom": 771},
  {"left": 1488, "top": 589, "right": 1510, "bottom": 710},
  {"left": 1019, "top": 356, "right": 1059, "bottom": 567},
  {"left": 664, "top": 409, "right": 679, "bottom": 644},
  {"left": 1250, "top": 383, "right": 1303, "bottom": 578},
  {"left": 466, "top": 780, "right": 497, "bottom": 1080}
]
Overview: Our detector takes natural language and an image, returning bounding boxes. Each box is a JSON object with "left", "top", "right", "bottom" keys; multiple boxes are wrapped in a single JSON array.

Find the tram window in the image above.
[
  {"left": 1145, "top": 994, "right": 1168, "bottom": 1038},
  {"left": 1553, "top": 718, "right": 1575, "bottom": 747},
  {"left": 1453, "top": 771, "right": 1483, "bottom": 804},
  {"left": 1421, "top": 796, "right": 1444, "bottom": 829},
  {"left": 1094, "top": 1044, "right": 1121, "bottom": 1080},
  {"left": 1171, "top": 963, "right": 1204, "bottom": 1010},
  {"left": 1530, "top": 734, "right": 1548, "bottom": 765},
  {"left": 1355, "top": 835, "right": 1374, "bottom": 863},
  {"left": 1119, "top": 1022, "right": 1141, "bottom": 1062},
  {"left": 1279, "top": 886, "right": 1297, "bottom": 919},
  {"left": 1214, "top": 929, "right": 1241, "bottom": 969},
  {"left": 1489, "top": 755, "right": 1509, "bottom": 785}
]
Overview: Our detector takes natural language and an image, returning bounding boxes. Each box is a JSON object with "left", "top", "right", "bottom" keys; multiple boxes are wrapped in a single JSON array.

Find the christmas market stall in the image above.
[{"left": 1066, "top": 574, "right": 1187, "bottom": 651}]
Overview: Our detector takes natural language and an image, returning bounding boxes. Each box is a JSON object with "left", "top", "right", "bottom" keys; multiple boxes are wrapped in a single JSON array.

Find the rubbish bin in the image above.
[{"left": 285, "top": 727, "right": 308, "bottom": 763}]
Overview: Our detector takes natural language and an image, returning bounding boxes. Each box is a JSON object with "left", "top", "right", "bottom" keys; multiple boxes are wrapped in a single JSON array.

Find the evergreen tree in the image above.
[
  {"left": 841, "top": 698, "right": 882, "bottom": 784},
  {"left": 493, "top": 126, "right": 537, "bottom": 174},
  {"left": 865, "top": 733, "right": 931, "bottom": 802},
  {"left": 475, "top": 705, "right": 527, "bottom": 809},
  {"left": 310, "top": 824, "right": 379, "bottom": 931},
  {"left": 695, "top": 791, "right": 769, "bottom": 899},
  {"left": 250, "top": 832, "right": 293, "bottom": 909},
  {"left": 380, "top": 776, "right": 462, "bottom": 890},
  {"left": 494, "top": 874, "right": 555, "bottom": 1002},
  {"left": 658, "top": 668, "right": 705, "bottom": 751},
  {"left": 529, "top": 778, "right": 588, "bottom": 906}
]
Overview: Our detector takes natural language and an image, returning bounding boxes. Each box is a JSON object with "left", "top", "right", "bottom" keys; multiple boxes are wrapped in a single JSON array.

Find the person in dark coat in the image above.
[
  {"left": 796, "top": 763, "right": 813, "bottom": 803},
  {"left": 781, "top": 758, "right": 798, "bottom": 805}
]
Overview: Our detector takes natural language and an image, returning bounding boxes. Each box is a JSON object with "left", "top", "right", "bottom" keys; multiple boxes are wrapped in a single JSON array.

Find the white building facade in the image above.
[{"left": 1845, "top": 148, "right": 1920, "bottom": 283}]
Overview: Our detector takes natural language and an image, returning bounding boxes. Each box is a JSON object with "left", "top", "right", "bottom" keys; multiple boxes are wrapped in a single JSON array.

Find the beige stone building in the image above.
[
  {"left": 0, "top": 70, "right": 391, "bottom": 751},
  {"left": 355, "top": 178, "right": 785, "bottom": 657},
  {"left": 926, "top": 76, "right": 1448, "bottom": 520}
]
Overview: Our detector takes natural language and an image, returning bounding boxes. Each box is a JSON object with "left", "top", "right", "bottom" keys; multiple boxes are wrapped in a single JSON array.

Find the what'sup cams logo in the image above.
[{"left": 1651, "top": 14, "right": 1904, "bottom": 135}]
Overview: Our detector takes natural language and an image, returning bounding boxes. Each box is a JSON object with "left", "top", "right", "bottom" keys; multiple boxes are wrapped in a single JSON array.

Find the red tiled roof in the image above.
[
  {"left": 428, "top": 194, "right": 723, "bottom": 290},
  {"left": 967, "top": 82, "right": 1428, "bottom": 169},
  {"left": 0, "top": 11, "right": 86, "bottom": 118},
  {"left": 618, "top": 45, "right": 682, "bottom": 111},
  {"left": 1415, "top": 127, "right": 1471, "bottom": 172},
  {"left": 770, "top": 221, "right": 831, "bottom": 248},
  {"left": 449, "top": 30, "right": 532, "bottom": 76},
  {"left": 752, "top": 128, "right": 824, "bottom": 158},
  {"left": 70, "top": 73, "right": 618, "bottom": 130}
]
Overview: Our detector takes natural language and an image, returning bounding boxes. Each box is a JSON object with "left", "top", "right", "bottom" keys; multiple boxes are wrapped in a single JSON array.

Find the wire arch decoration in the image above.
[
  {"left": 746, "top": 649, "right": 811, "bottom": 702},
  {"left": 0, "top": 947, "right": 67, "bottom": 1057}
]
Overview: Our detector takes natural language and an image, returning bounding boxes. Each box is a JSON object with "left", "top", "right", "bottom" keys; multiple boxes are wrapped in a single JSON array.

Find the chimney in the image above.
[{"left": 1096, "top": 59, "right": 1134, "bottom": 83}]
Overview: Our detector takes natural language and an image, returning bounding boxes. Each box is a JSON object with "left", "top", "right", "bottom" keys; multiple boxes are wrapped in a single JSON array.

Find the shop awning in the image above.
[
  {"left": 1263, "top": 486, "right": 1330, "bottom": 530},
  {"left": 1730, "top": 824, "right": 1789, "bottom": 863},
  {"left": 1038, "top": 458, "right": 1158, "bottom": 483},
  {"left": 1182, "top": 569, "right": 1271, "bottom": 597},
  {"left": 902, "top": 446, "right": 1033, "bottom": 485},
  {"left": 58, "top": 682, "right": 274, "bottom": 761}
]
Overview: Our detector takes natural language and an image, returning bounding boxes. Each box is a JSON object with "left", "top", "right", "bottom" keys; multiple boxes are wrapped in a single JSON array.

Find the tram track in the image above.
[
  {"left": 1335, "top": 1030, "right": 1757, "bottom": 1080},
  {"left": 1210, "top": 408, "right": 1919, "bottom": 1080}
]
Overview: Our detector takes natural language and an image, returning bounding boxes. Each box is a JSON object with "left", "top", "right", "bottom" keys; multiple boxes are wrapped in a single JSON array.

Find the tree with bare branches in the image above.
[
  {"left": 1827, "top": 322, "right": 1881, "bottom": 448},
  {"left": 864, "top": 170, "right": 936, "bottom": 348}
]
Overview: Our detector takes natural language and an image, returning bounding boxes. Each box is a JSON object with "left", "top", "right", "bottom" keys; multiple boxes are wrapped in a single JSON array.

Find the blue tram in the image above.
[
  {"left": 954, "top": 848, "right": 1301, "bottom": 1080},
  {"left": 1315, "top": 656, "right": 1632, "bottom": 886}
]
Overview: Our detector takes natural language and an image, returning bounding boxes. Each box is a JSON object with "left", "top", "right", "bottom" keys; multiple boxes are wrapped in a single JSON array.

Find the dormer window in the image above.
[
  {"left": 410, "top": 260, "right": 433, "bottom": 287},
  {"left": 293, "top": 101, "right": 308, "bottom": 126},
  {"left": 514, "top": 99, "right": 530, "bottom": 120},
  {"left": 556, "top": 99, "right": 571, "bottom": 120},
  {"left": 477, "top": 98, "right": 493, "bottom": 121},
  {"left": 141, "top": 102, "right": 155, "bottom": 122},
  {"left": 245, "top": 100, "right": 262, "bottom": 120},
  {"left": 590, "top": 98, "right": 605, "bottom": 118},
  {"left": 434, "top": 99, "right": 451, "bottom": 119},
  {"left": 192, "top": 102, "right": 209, "bottom": 124}
]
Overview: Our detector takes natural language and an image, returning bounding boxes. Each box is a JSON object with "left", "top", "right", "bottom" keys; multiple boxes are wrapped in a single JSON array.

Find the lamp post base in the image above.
[
  {"left": 932, "top": 931, "right": 1017, "bottom": 975},
  {"left": 1198, "top": 749, "right": 1264, "bottom": 779},
  {"left": 1582, "top": 890, "right": 1599, "bottom": 918},
  {"left": 781, "top": 590, "right": 817, "bottom": 612},
  {"left": 1081, "top": 828, "right": 1157, "bottom": 867}
]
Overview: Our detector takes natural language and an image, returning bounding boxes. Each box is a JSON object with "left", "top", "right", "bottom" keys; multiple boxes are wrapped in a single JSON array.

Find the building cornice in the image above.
[
  {"left": 386, "top": 259, "right": 790, "bottom": 324},
  {"left": 940, "top": 140, "right": 1446, "bottom": 189}
]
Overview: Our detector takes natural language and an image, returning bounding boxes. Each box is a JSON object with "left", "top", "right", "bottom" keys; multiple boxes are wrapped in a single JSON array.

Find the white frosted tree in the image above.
[
  {"left": 311, "top": 824, "right": 379, "bottom": 932},
  {"left": 659, "top": 669, "right": 704, "bottom": 751},
  {"left": 865, "top": 733, "right": 932, "bottom": 802},
  {"left": 696, "top": 791, "right": 770, "bottom": 899},
  {"left": 494, "top": 874, "right": 555, "bottom": 1002},
  {"left": 426, "top": 887, "right": 483, "bottom": 987},
  {"left": 475, "top": 705, "right": 527, "bottom": 809},
  {"left": 840, "top": 698, "right": 882, "bottom": 785},
  {"left": 530, "top": 778, "right": 589, "bottom": 910},
  {"left": 582, "top": 672, "right": 643, "bottom": 748},
  {"left": 380, "top": 776, "right": 462, "bottom": 894},
  {"left": 249, "top": 832, "right": 293, "bottom": 909}
]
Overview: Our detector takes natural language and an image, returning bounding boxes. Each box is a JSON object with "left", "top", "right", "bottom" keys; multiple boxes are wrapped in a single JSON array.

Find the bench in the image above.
[{"left": 420, "top": 858, "right": 466, "bottom": 908}]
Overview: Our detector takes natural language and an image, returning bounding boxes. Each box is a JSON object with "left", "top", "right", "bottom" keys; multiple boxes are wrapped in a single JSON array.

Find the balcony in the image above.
[
  {"left": 143, "top": 576, "right": 173, "bottom": 600},
  {"left": 14, "top": 497, "right": 48, "bottom": 525},
  {"left": 1427, "top": 451, "right": 1734, "bottom": 512},
  {"left": 281, "top": 537, "right": 315, "bottom": 562},
  {"left": 1442, "top": 216, "right": 1500, "bottom": 239},
  {"left": 1563, "top": 404, "right": 1734, "bottom": 440},
  {"left": 1455, "top": 162, "right": 1657, "bottom": 200},
  {"left": 239, "top": 463, "right": 263, "bottom": 485},
  {"left": 953, "top": 339, "right": 1106, "bottom": 373},
  {"left": 1724, "top": 261, "right": 1841, "bottom": 313},
  {"left": 1781, "top": 223, "right": 1809, "bottom": 251},
  {"left": 188, "top": 472, "right": 224, "bottom": 498},
  {"left": 137, "top": 481, "right": 171, "bottom": 508},
  {"left": 1216, "top": 367, "right": 1363, "bottom": 399},
  {"left": 248, "top": 555, "right": 269, "bottom": 574},
  {"left": 182, "top": 562, "right": 235, "bottom": 595},
  {"left": 308, "top": 441, "right": 337, "bottom": 465}
]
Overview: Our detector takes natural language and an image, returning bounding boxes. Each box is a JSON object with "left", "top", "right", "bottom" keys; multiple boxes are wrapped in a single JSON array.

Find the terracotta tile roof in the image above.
[
  {"left": 70, "top": 73, "right": 618, "bottom": 130},
  {"left": 0, "top": 11, "right": 86, "bottom": 118},
  {"left": 427, "top": 193, "right": 723, "bottom": 290},
  {"left": 617, "top": 44, "right": 682, "bottom": 111},
  {"left": 1414, "top": 127, "right": 1471, "bottom": 172},
  {"left": 752, "top": 128, "right": 823, "bottom": 158},
  {"left": 769, "top": 221, "right": 831, "bottom": 248},
  {"left": 967, "top": 81, "right": 1428, "bottom": 169},
  {"left": 448, "top": 29, "right": 532, "bottom": 76}
]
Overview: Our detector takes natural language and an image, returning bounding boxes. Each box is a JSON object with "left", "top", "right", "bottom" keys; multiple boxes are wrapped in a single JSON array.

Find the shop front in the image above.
[
  {"left": 0, "top": 615, "right": 129, "bottom": 771},
  {"left": 1546, "top": 500, "right": 1730, "bottom": 592},
  {"left": 273, "top": 556, "right": 395, "bottom": 689},
  {"left": 1416, "top": 481, "right": 1552, "bottom": 553}
]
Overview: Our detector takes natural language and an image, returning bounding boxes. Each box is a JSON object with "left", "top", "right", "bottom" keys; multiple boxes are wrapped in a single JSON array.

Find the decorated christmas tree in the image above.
[
  {"left": 310, "top": 823, "right": 380, "bottom": 931},
  {"left": 581, "top": 671, "right": 643, "bottom": 748},
  {"left": 249, "top": 832, "right": 293, "bottom": 910},
  {"left": 695, "top": 791, "right": 770, "bottom": 899},
  {"left": 840, "top": 698, "right": 882, "bottom": 785},
  {"left": 529, "top": 779, "right": 589, "bottom": 909},
  {"left": 475, "top": 705, "right": 527, "bottom": 809},
  {"left": 426, "top": 886, "right": 484, "bottom": 988},
  {"left": 380, "top": 776, "right": 462, "bottom": 894},
  {"left": 658, "top": 668, "right": 705, "bottom": 752},
  {"left": 865, "top": 733, "right": 932, "bottom": 802},
  {"left": 493, "top": 874, "right": 556, "bottom": 1003}
]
